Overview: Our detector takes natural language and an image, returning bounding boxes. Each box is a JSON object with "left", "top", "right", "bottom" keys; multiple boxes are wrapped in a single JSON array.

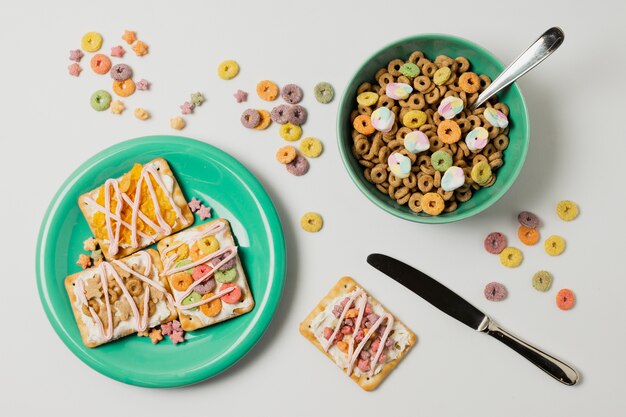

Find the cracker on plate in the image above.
[
  {"left": 65, "top": 249, "right": 178, "bottom": 348},
  {"left": 78, "top": 158, "right": 194, "bottom": 260},
  {"left": 300, "top": 277, "right": 416, "bottom": 391},
  {"left": 157, "top": 218, "right": 254, "bottom": 332}
]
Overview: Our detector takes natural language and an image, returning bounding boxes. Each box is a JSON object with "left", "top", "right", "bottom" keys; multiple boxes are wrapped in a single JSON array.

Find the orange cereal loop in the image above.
[
  {"left": 200, "top": 293, "right": 223, "bottom": 317},
  {"left": 171, "top": 272, "right": 193, "bottom": 292},
  {"left": 353, "top": 114, "right": 375, "bottom": 135},
  {"left": 256, "top": 80, "right": 279, "bottom": 101},
  {"left": 421, "top": 192, "right": 445, "bottom": 215},
  {"left": 276, "top": 146, "right": 297, "bottom": 164},
  {"left": 113, "top": 79, "right": 136, "bottom": 97},
  {"left": 189, "top": 242, "right": 202, "bottom": 262},
  {"left": 254, "top": 109, "right": 272, "bottom": 130},
  {"left": 437, "top": 120, "right": 461, "bottom": 144},
  {"left": 90, "top": 54, "right": 111, "bottom": 74},
  {"left": 556, "top": 289, "right": 575, "bottom": 310},
  {"left": 518, "top": 225, "right": 540, "bottom": 245},
  {"left": 459, "top": 72, "right": 480, "bottom": 94}
]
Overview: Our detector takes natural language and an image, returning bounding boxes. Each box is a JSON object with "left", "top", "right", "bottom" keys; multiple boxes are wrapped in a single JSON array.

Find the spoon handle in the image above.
[{"left": 471, "top": 27, "right": 565, "bottom": 110}]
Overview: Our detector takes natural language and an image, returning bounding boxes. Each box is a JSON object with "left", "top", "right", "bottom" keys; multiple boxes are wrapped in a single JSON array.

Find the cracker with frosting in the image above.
[
  {"left": 299, "top": 277, "right": 417, "bottom": 391},
  {"left": 157, "top": 219, "right": 254, "bottom": 332},
  {"left": 78, "top": 158, "right": 195, "bottom": 261},
  {"left": 65, "top": 249, "right": 178, "bottom": 348}
]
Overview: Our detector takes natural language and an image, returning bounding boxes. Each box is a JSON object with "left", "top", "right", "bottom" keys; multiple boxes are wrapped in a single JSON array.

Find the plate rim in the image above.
[{"left": 36, "top": 135, "right": 286, "bottom": 387}]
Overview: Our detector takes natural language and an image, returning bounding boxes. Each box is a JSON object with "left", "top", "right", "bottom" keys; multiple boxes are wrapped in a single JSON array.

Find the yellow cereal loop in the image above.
[
  {"left": 300, "top": 212, "right": 323, "bottom": 232},
  {"left": 254, "top": 109, "right": 272, "bottom": 130},
  {"left": 556, "top": 200, "right": 579, "bottom": 221},
  {"left": 218, "top": 60, "right": 240, "bottom": 80},
  {"left": 471, "top": 161, "right": 492, "bottom": 185},
  {"left": 279, "top": 123, "right": 302, "bottom": 141},
  {"left": 300, "top": 137, "right": 323, "bottom": 158},
  {"left": 198, "top": 236, "right": 220, "bottom": 255},
  {"left": 544, "top": 235, "right": 566, "bottom": 256},
  {"left": 81, "top": 32, "right": 103, "bottom": 52},
  {"left": 500, "top": 247, "right": 523, "bottom": 267},
  {"left": 402, "top": 110, "right": 427, "bottom": 128},
  {"left": 357, "top": 92, "right": 379, "bottom": 106}
]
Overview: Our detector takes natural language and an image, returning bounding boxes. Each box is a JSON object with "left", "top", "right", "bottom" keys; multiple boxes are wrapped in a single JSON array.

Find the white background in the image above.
[{"left": 1, "top": 1, "right": 625, "bottom": 415}]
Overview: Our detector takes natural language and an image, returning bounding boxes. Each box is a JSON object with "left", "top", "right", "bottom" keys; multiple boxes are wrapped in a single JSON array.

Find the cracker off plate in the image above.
[{"left": 36, "top": 135, "right": 286, "bottom": 387}]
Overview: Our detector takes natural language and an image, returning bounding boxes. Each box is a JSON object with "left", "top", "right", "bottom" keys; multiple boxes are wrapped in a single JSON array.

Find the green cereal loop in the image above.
[
  {"left": 90, "top": 90, "right": 111, "bottom": 111},
  {"left": 532, "top": 270, "right": 553, "bottom": 292},
  {"left": 175, "top": 259, "right": 193, "bottom": 274},
  {"left": 215, "top": 267, "right": 237, "bottom": 283},
  {"left": 430, "top": 150, "right": 453, "bottom": 172},
  {"left": 399, "top": 62, "right": 420, "bottom": 78},
  {"left": 314, "top": 82, "right": 334, "bottom": 104}
]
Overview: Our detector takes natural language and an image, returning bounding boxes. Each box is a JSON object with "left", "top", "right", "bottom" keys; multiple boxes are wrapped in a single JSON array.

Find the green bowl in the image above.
[{"left": 336, "top": 34, "right": 529, "bottom": 223}]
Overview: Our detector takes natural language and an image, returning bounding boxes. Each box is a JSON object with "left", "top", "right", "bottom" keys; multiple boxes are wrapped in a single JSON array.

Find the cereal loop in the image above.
[
  {"left": 532, "top": 271, "right": 553, "bottom": 292},
  {"left": 300, "top": 212, "right": 323, "bottom": 232},
  {"left": 518, "top": 225, "right": 540, "bottom": 246},
  {"left": 254, "top": 109, "right": 272, "bottom": 130},
  {"left": 357, "top": 92, "right": 379, "bottom": 106},
  {"left": 556, "top": 200, "right": 579, "bottom": 221},
  {"left": 256, "top": 80, "right": 279, "bottom": 101},
  {"left": 402, "top": 110, "right": 427, "bottom": 128},
  {"left": 500, "top": 247, "right": 523, "bottom": 268},
  {"left": 218, "top": 60, "right": 240, "bottom": 80},
  {"left": 81, "top": 32, "right": 103, "bottom": 52},
  {"left": 279, "top": 123, "right": 302, "bottom": 141},
  {"left": 421, "top": 192, "right": 444, "bottom": 215},
  {"left": 112, "top": 79, "right": 136, "bottom": 97},
  {"left": 276, "top": 146, "right": 297, "bottom": 164},
  {"left": 484, "top": 232, "right": 506, "bottom": 254},
  {"left": 556, "top": 289, "right": 575, "bottom": 310},
  {"left": 90, "top": 54, "right": 111, "bottom": 74},
  {"left": 459, "top": 72, "right": 480, "bottom": 93},
  {"left": 437, "top": 120, "right": 462, "bottom": 144},
  {"left": 300, "top": 137, "right": 323, "bottom": 158},
  {"left": 353, "top": 114, "right": 375, "bottom": 135},
  {"left": 544, "top": 235, "right": 566, "bottom": 256}
]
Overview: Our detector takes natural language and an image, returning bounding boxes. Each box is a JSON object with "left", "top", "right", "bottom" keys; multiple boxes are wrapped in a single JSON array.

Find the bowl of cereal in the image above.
[{"left": 336, "top": 34, "right": 529, "bottom": 223}]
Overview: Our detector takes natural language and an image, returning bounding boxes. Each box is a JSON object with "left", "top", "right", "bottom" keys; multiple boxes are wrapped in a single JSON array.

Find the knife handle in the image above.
[{"left": 479, "top": 317, "right": 580, "bottom": 385}]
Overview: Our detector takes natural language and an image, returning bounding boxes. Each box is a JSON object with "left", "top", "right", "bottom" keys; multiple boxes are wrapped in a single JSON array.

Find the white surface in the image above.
[{"left": 1, "top": 0, "right": 625, "bottom": 415}]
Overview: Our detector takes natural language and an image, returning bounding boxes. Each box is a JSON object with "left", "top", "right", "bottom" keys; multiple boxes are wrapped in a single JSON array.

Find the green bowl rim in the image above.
[{"left": 336, "top": 33, "right": 530, "bottom": 224}]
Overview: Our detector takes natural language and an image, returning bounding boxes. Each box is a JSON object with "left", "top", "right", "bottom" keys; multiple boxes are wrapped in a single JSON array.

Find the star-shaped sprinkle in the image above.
[
  {"left": 161, "top": 321, "right": 173, "bottom": 335},
  {"left": 110, "top": 45, "right": 126, "bottom": 57},
  {"left": 188, "top": 197, "right": 202, "bottom": 212},
  {"left": 149, "top": 328, "right": 163, "bottom": 344},
  {"left": 136, "top": 79, "right": 150, "bottom": 90},
  {"left": 69, "top": 49, "right": 84, "bottom": 62},
  {"left": 180, "top": 101, "right": 195, "bottom": 115},
  {"left": 83, "top": 277, "right": 102, "bottom": 299},
  {"left": 122, "top": 30, "right": 137, "bottom": 45},
  {"left": 233, "top": 89, "right": 248, "bottom": 103},
  {"left": 77, "top": 254, "right": 91, "bottom": 269},
  {"left": 170, "top": 330, "right": 185, "bottom": 344},
  {"left": 137, "top": 330, "right": 149, "bottom": 337},
  {"left": 132, "top": 40, "right": 149, "bottom": 56},
  {"left": 68, "top": 63, "right": 82, "bottom": 77},
  {"left": 170, "top": 116, "right": 186, "bottom": 130},
  {"left": 114, "top": 299, "right": 133, "bottom": 321},
  {"left": 83, "top": 237, "right": 98, "bottom": 251},
  {"left": 171, "top": 319, "right": 182, "bottom": 332},
  {"left": 110, "top": 100, "right": 125, "bottom": 115},
  {"left": 134, "top": 108, "right": 150, "bottom": 120},
  {"left": 190, "top": 92, "right": 205, "bottom": 106},
  {"left": 197, "top": 204, "right": 212, "bottom": 220}
]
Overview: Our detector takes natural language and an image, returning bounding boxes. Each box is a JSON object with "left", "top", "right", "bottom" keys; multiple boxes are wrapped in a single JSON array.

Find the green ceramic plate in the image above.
[{"left": 36, "top": 136, "right": 286, "bottom": 387}]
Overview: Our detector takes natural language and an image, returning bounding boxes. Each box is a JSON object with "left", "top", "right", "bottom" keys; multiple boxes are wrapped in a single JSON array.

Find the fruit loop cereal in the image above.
[
  {"left": 81, "top": 32, "right": 102, "bottom": 52},
  {"left": 484, "top": 232, "right": 506, "bottom": 254},
  {"left": 532, "top": 270, "right": 553, "bottom": 292},
  {"left": 276, "top": 146, "right": 297, "bottom": 164},
  {"left": 90, "top": 54, "right": 111, "bottom": 75},
  {"left": 281, "top": 84, "right": 303, "bottom": 104},
  {"left": 499, "top": 247, "right": 523, "bottom": 268},
  {"left": 113, "top": 79, "right": 136, "bottom": 97},
  {"left": 286, "top": 105, "right": 307, "bottom": 126},
  {"left": 218, "top": 60, "right": 240, "bottom": 80},
  {"left": 90, "top": 90, "right": 111, "bottom": 111},
  {"left": 279, "top": 123, "right": 302, "bottom": 141},
  {"left": 286, "top": 155, "right": 309, "bottom": 176},
  {"left": 110, "top": 64, "right": 132, "bottom": 81},
  {"left": 300, "top": 138, "right": 323, "bottom": 158},
  {"left": 313, "top": 82, "right": 334, "bottom": 103},
  {"left": 544, "top": 235, "right": 565, "bottom": 256},
  {"left": 271, "top": 105, "right": 290, "bottom": 124},
  {"left": 240, "top": 109, "right": 261, "bottom": 128},
  {"left": 556, "top": 289, "right": 575, "bottom": 310},
  {"left": 484, "top": 282, "right": 507, "bottom": 301},
  {"left": 256, "top": 80, "right": 279, "bottom": 101},
  {"left": 556, "top": 200, "right": 579, "bottom": 221},
  {"left": 518, "top": 211, "right": 539, "bottom": 228},
  {"left": 300, "top": 212, "right": 323, "bottom": 232},
  {"left": 518, "top": 225, "right": 540, "bottom": 245},
  {"left": 254, "top": 110, "right": 272, "bottom": 130}
]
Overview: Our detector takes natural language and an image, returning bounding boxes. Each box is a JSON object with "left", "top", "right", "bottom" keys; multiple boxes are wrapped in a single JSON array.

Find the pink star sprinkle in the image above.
[
  {"left": 233, "top": 89, "right": 248, "bottom": 103},
  {"left": 171, "top": 320, "right": 182, "bottom": 332},
  {"left": 69, "top": 49, "right": 83, "bottom": 62},
  {"left": 188, "top": 197, "right": 202, "bottom": 212},
  {"left": 197, "top": 205, "right": 211, "bottom": 220},
  {"left": 161, "top": 322, "right": 173, "bottom": 335},
  {"left": 68, "top": 63, "right": 82, "bottom": 77},
  {"left": 170, "top": 330, "right": 185, "bottom": 344},
  {"left": 136, "top": 79, "right": 150, "bottom": 90},
  {"left": 180, "top": 101, "right": 195, "bottom": 115},
  {"left": 110, "top": 45, "right": 126, "bottom": 58}
]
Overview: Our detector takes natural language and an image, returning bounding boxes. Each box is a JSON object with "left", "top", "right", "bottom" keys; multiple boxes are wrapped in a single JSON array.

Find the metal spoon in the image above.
[{"left": 471, "top": 27, "right": 565, "bottom": 110}]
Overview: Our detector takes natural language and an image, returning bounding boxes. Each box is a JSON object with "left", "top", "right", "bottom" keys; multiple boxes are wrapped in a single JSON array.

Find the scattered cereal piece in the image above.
[
  {"left": 403, "top": 130, "right": 430, "bottom": 153},
  {"left": 190, "top": 92, "right": 205, "bottom": 106},
  {"left": 385, "top": 83, "right": 412, "bottom": 100},
  {"left": 281, "top": 83, "right": 303, "bottom": 104},
  {"left": 254, "top": 110, "right": 272, "bottom": 130},
  {"left": 136, "top": 79, "right": 150, "bottom": 90},
  {"left": 197, "top": 205, "right": 212, "bottom": 220},
  {"left": 171, "top": 320, "right": 182, "bottom": 332},
  {"left": 132, "top": 41, "right": 149, "bottom": 56},
  {"left": 556, "top": 200, "right": 579, "bottom": 221},
  {"left": 161, "top": 322, "right": 173, "bottom": 335},
  {"left": 300, "top": 137, "right": 323, "bottom": 158},
  {"left": 499, "top": 247, "right": 523, "bottom": 268},
  {"left": 532, "top": 270, "right": 553, "bottom": 292},
  {"left": 484, "top": 107, "right": 509, "bottom": 128},
  {"left": 465, "top": 127, "right": 489, "bottom": 151},
  {"left": 68, "top": 63, "right": 82, "bottom": 77},
  {"left": 76, "top": 254, "right": 91, "bottom": 269},
  {"left": 484, "top": 232, "right": 507, "bottom": 254},
  {"left": 556, "top": 288, "right": 575, "bottom": 310},
  {"left": 180, "top": 101, "right": 195, "bottom": 115},
  {"left": 300, "top": 212, "right": 323, "bottom": 232},
  {"left": 388, "top": 153, "right": 411, "bottom": 179},
  {"left": 134, "top": 108, "right": 150, "bottom": 120},
  {"left": 149, "top": 328, "right": 163, "bottom": 344},
  {"left": 112, "top": 79, "right": 136, "bottom": 97},
  {"left": 233, "top": 89, "right": 248, "bottom": 103},
  {"left": 276, "top": 146, "right": 297, "bottom": 164},
  {"left": 256, "top": 80, "right": 279, "bottom": 101},
  {"left": 286, "top": 155, "right": 309, "bottom": 176},
  {"left": 313, "top": 81, "right": 334, "bottom": 103},
  {"left": 137, "top": 330, "right": 149, "bottom": 337},
  {"left": 441, "top": 166, "right": 465, "bottom": 192},
  {"left": 241, "top": 108, "right": 261, "bottom": 128},
  {"left": 90, "top": 54, "right": 111, "bottom": 75},
  {"left": 217, "top": 60, "right": 240, "bottom": 80},
  {"left": 110, "top": 100, "right": 125, "bottom": 115},
  {"left": 90, "top": 90, "right": 112, "bottom": 111},
  {"left": 110, "top": 45, "right": 126, "bottom": 57},
  {"left": 69, "top": 49, "right": 84, "bottom": 62},
  {"left": 93, "top": 258, "right": 103, "bottom": 266},
  {"left": 371, "top": 106, "right": 395, "bottom": 132},
  {"left": 121, "top": 30, "right": 137, "bottom": 45},
  {"left": 83, "top": 237, "right": 98, "bottom": 251},
  {"left": 421, "top": 192, "right": 445, "bottom": 215},
  {"left": 271, "top": 104, "right": 290, "bottom": 124},
  {"left": 188, "top": 197, "right": 202, "bottom": 212},
  {"left": 517, "top": 211, "right": 539, "bottom": 229},
  {"left": 518, "top": 225, "right": 540, "bottom": 246},
  {"left": 544, "top": 235, "right": 566, "bottom": 256},
  {"left": 279, "top": 122, "right": 302, "bottom": 141},
  {"left": 286, "top": 105, "right": 307, "bottom": 126},
  {"left": 438, "top": 96, "right": 464, "bottom": 119},
  {"left": 484, "top": 282, "right": 507, "bottom": 301},
  {"left": 430, "top": 150, "right": 453, "bottom": 172},
  {"left": 170, "top": 116, "right": 186, "bottom": 130},
  {"left": 81, "top": 32, "right": 103, "bottom": 52},
  {"left": 110, "top": 63, "right": 132, "bottom": 81},
  {"left": 170, "top": 330, "right": 185, "bottom": 344}
]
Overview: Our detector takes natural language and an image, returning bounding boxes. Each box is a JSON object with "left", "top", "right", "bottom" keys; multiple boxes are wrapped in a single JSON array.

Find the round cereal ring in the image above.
[
  {"left": 112, "top": 79, "right": 136, "bottom": 97},
  {"left": 286, "top": 155, "right": 309, "bottom": 176},
  {"left": 400, "top": 62, "right": 420, "bottom": 78},
  {"left": 484, "top": 282, "right": 507, "bottom": 301},
  {"left": 459, "top": 72, "right": 480, "bottom": 93},
  {"left": 353, "top": 114, "right": 375, "bottom": 135},
  {"left": 279, "top": 123, "right": 303, "bottom": 141},
  {"left": 518, "top": 225, "right": 540, "bottom": 245},
  {"left": 90, "top": 54, "right": 111, "bottom": 74},
  {"left": 517, "top": 211, "right": 539, "bottom": 228},
  {"left": 314, "top": 82, "right": 334, "bottom": 103},
  {"left": 300, "top": 137, "right": 323, "bottom": 158},
  {"left": 286, "top": 105, "right": 307, "bottom": 126},
  {"left": 402, "top": 110, "right": 427, "bottom": 129},
  {"left": 217, "top": 60, "right": 240, "bottom": 80},
  {"left": 110, "top": 63, "right": 133, "bottom": 81},
  {"left": 471, "top": 161, "right": 492, "bottom": 185},
  {"left": 215, "top": 268, "right": 237, "bottom": 283},
  {"left": 556, "top": 200, "right": 579, "bottom": 221},
  {"left": 194, "top": 278, "right": 216, "bottom": 295},
  {"left": 81, "top": 32, "right": 103, "bottom": 52},
  {"left": 500, "top": 247, "right": 523, "bottom": 267},
  {"left": 544, "top": 235, "right": 566, "bottom": 256},
  {"left": 556, "top": 289, "right": 575, "bottom": 310},
  {"left": 182, "top": 292, "right": 202, "bottom": 310},
  {"left": 256, "top": 80, "right": 279, "bottom": 101},
  {"left": 199, "top": 293, "right": 222, "bottom": 317},
  {"left": 421, "top": 192, "right": 445, "bottom": 216},
  {"left": 212, "top": 253, "right": 236, "bottom": 271},
  {"left": 174, "top": 259, "right": 193, "bottom": 273},
  {"left": 90, "top": 90, "right": 112, "bottom": 111},
  {"left": 276, "top": 146, "right": 297, "bottom": 164},
  {"left": 192, "top": 264, "right": 211, "bottom": 281},
  {"left": 254, "top": 109, "right": 272, "bottom": 130},
  {"left": 125, "top": 278, "right": 143, "bottom": 296},
  {"left": 532, "top": 270, "right": 553, "bottom": 292},
  {"left": 484, "top": 232, "right": 507, "bottom": 254},
  {"left": 240, "top": 108, "right": 261, "bottom": 128},
  {"left": 220, "top": 283, "right": 242, "bottom": 304},
  {"left": 430, "top": 150, "right": 453, "bottom": 172},
  {"left": 198, "top": 236, "right": 220, "bottom": 255},
  {"left": 357, "top": 92, "right": 379, "bottom": 106},
  {"left": 433, "top": 67, "right": 452, "bottom": 86},
  {"left": 300, "top": 212, "right": 323, "bottom": 232},
  {"left": 271, "top": 104, "right": 290, "bottom": 124},
  {"left": 281, "top": 83, "right": 303, "bottom": 104},
  {"left": 171, "top": 272, "right": 193, "bottom": 292},
  {"left": 437, "top": 120, "right": 461, "bottom": 144}
]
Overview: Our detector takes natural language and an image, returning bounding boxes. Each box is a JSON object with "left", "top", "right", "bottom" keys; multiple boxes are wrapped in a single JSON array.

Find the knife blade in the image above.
[{"left": 367, "top": 253, "right": 580, "bottom": 386}]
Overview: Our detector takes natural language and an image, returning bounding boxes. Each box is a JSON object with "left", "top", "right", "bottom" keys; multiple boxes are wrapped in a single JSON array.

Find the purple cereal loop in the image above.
[
  {"left": 286, "top": 105, "right": 307, "bottom": 126},
  {"left": 286, "top": 155, "right": 309, "bottom": 176},
  {"left": 518, "top": 211, "right": 539, "bottom": 229},
  {"left": 484, "top": 232, "right": 507, "bottom": 254},
  {"left": 484, "top": 282, "right": 507, "bottom": 301},
  {"left": 240, "top": 108, "right": 261, "bottom": 128},
  {"left": 281, "top": 83, "right": 303, "bottom": 104},
  {"left": 271, "top": 104, "right": 290, "bottom": 124},
  {"left": 212, "top": 254, "right": 236, "bottom": 271},
  {"left": 194, "top": 278, "right": 216, "bottom": 295},
  {"left": 110, "top": 64, "right": 133, "bottom": 81}
]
